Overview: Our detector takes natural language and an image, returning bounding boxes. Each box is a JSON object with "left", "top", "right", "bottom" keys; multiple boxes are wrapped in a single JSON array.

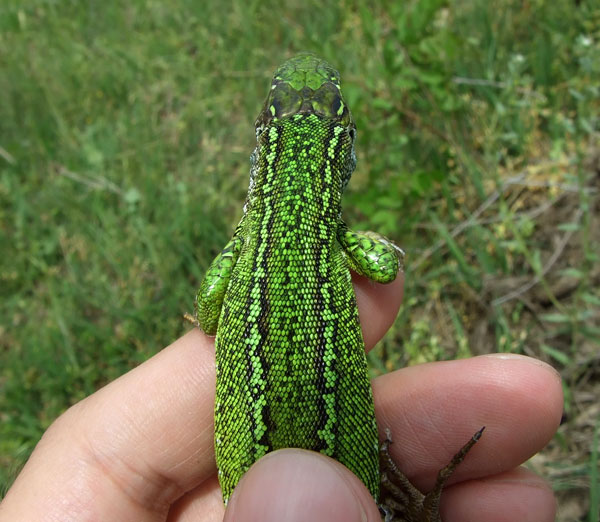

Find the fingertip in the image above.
[
  {"left": 224, "top": 449, "right": 381, "bottom": 522},
  {"left": 442, "top": 467, "right": 557, "bottom": 522},
  {"left": 353, "top": 271, "right": 404, "bottom": 350}
]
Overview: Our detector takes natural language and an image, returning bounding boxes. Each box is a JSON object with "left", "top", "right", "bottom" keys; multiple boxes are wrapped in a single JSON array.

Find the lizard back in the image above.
[{"left": 213, "top": 55, "right": 379, "bottom": 503}]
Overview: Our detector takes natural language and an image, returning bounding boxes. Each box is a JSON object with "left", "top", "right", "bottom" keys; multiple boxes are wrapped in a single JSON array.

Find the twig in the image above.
[
  {"left": 412, "top": 172, "right": 525, "bottom": 270},
  {"left": 452, "top": 77, "right": 510, "bottom": 89},
  {"left": 0, "top": 145, "right": 16, "bottom": 165},
  {"left": 412, "top": 160, "right": 576, "bottom": 270},
  {"left": 452, "top": 76, "right": 546, "bottom": 100},
  {"left": 56, "top": 165, "right": 124, "bottom": 196},
  {"left": 492, "top": 206, "right": 584, "bottom": 306}
]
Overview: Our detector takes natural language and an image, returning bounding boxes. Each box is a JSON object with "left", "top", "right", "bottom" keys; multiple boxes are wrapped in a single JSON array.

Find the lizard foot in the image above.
[
  {"left": 183, "top": 312, "right": 199, "bottom": 327},
  {"left": 379, "top": 427, "right": 485, "bottom": 522}
]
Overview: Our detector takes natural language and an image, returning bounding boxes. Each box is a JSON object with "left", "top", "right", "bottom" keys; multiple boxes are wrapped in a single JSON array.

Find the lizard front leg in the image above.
[
  {"left": 337, "top": 221, "right": 404, "bottom": 283},
  {"left": 195, "top": 226, "right": 244, "bottom": 335}
]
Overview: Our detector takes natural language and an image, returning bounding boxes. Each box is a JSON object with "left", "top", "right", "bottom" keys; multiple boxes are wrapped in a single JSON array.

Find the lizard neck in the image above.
[{"left": 244, "top": 114, "right": 354, "bottom": 231}]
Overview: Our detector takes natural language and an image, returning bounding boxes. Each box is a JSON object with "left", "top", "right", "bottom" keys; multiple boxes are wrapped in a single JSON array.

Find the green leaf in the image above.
[{"left": 540, "top": 344, "right": 572, "bottom": 366}]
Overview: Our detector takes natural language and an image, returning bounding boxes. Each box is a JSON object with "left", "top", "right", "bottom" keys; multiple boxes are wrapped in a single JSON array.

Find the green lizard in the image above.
[{"left": 194, "top": 53, "right": 481, "bottom": 521}]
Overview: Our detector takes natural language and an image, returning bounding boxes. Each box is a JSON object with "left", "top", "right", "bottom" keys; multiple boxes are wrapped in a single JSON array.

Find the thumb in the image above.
[{"left": 223, "top": 448, "right": 381, "bottom": 522}]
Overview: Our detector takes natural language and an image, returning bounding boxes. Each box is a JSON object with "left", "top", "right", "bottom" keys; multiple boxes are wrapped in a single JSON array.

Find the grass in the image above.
[{"left": 1, "top": 0, "right": 599, "bottom": 518}]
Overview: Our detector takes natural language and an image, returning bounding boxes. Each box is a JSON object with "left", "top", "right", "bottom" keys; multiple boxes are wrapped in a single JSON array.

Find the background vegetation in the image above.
[{"left": 1, "top": 0, "right": 598, "bottom": 519}]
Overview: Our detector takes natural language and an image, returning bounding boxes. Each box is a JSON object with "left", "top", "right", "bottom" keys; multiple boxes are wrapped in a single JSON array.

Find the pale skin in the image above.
[{"left": 0, "top": 273, "right": 562, "bottom": 522}]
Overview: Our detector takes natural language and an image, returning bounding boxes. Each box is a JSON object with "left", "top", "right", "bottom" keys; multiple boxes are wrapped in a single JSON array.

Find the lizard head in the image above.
[{"left": 255, "top": 53, "right": 354, "bottom": 132}]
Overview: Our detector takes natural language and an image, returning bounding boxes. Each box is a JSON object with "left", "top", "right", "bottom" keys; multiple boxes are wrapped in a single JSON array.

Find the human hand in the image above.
[{"left": 0, "top": 274, "right": 561, "bottom": 521}]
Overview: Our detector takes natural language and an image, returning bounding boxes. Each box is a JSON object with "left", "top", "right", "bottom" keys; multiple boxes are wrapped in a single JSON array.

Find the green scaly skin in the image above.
[{"left": 195, "top": 54, "right": 479, "bottom": 522}]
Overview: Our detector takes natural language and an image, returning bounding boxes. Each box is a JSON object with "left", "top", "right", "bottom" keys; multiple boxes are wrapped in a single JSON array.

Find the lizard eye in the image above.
[
  {"left": 330, "top": 94, "right": 342, "bottom": 116},
  {"left": 311, "top": 82, "right": 346, "bottom": 120},
  {"left": 270, "top": 83, "right": 302, "bottom": 119}
]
